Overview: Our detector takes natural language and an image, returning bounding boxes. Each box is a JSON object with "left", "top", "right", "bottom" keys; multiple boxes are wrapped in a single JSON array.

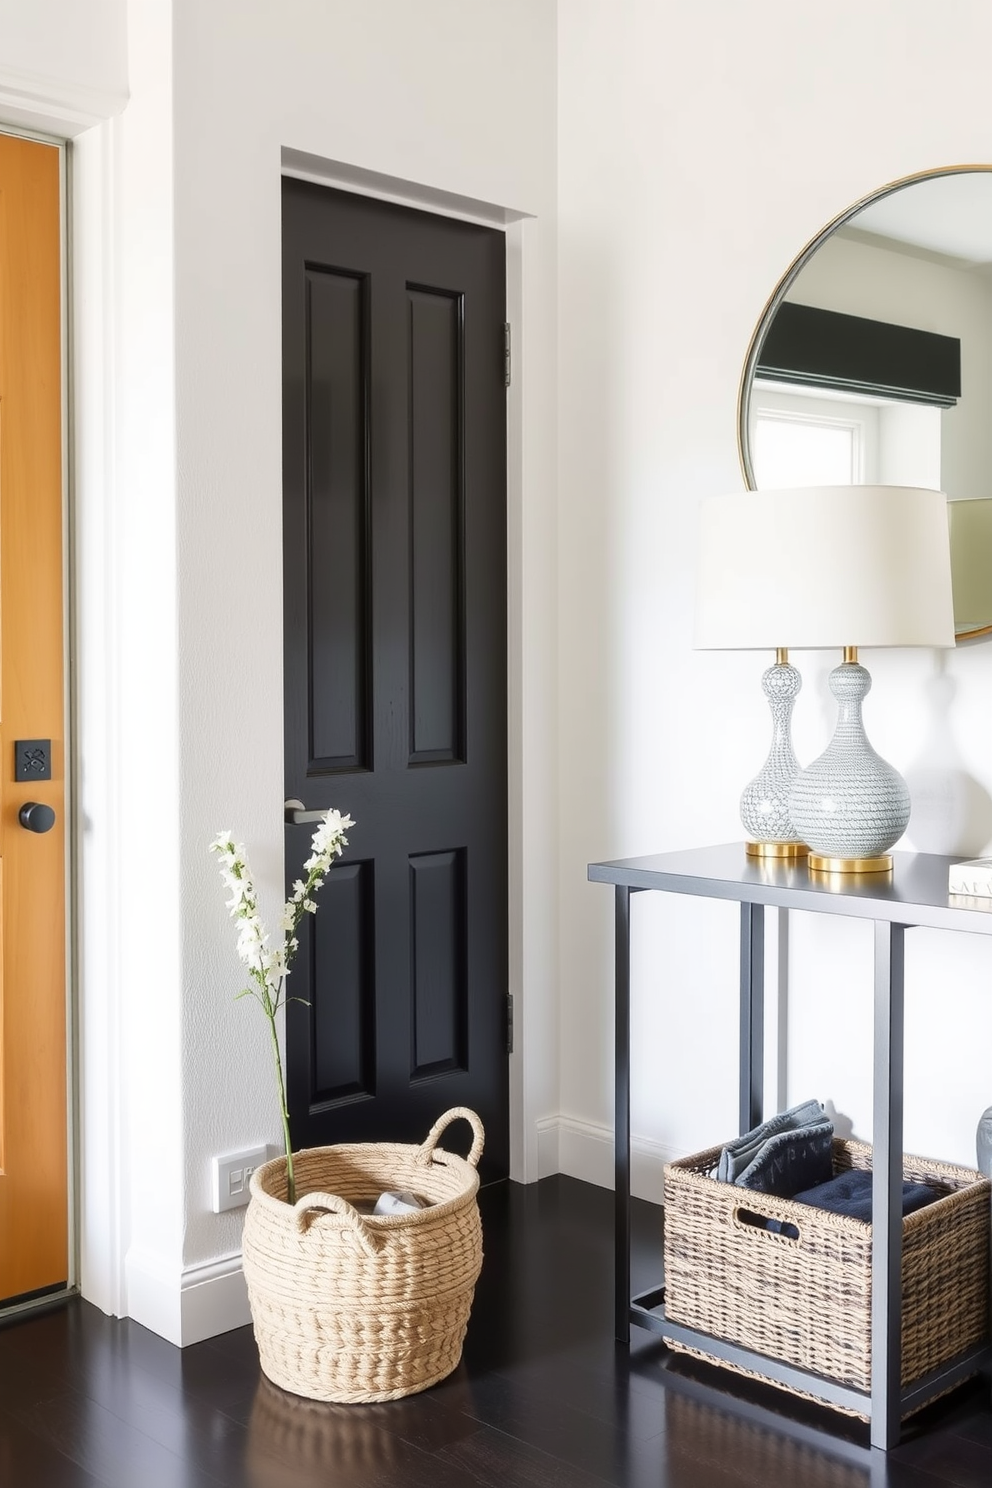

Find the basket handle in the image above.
[
  {"left": 732, "top": 1203, "right": 803, "bottom": 1244},
  {"left": 292, "top": 1192, "right": 382, "bottom": 1258},
  {"left": 415, "top": 1106, "right": 485, "bottom": 1169}
]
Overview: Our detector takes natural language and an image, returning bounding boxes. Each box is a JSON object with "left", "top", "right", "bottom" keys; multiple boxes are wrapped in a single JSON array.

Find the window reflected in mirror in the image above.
[{"left": 753, "top": 389, "right": 865, "bottom": 486}]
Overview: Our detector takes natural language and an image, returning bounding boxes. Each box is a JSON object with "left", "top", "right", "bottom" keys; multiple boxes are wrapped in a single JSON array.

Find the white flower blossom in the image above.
[
  {"left": 211, "top": 807, "right": 354, "bottom": 1001},
  {"left": 210, "top": 807, "right": 355, "bottom": 1203}
]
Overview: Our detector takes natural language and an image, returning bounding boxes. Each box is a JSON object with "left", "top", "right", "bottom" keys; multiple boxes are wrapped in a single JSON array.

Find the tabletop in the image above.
[{"left": 588, "top": 843, "right": 992, "bottom": 935}]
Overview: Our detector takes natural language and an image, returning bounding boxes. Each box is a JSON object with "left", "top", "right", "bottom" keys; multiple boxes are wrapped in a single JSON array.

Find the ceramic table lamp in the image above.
[{"left": 694, "top": 486, "right": 955, "bottom": 871}]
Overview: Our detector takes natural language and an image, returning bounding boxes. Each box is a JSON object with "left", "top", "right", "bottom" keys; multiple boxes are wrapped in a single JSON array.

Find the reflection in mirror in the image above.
[
  {"left": 738, "top": 167, "right": 992, "bottom": 640},
  {"left": 949, "top": 497, "right": 992, "bottom": 637}
]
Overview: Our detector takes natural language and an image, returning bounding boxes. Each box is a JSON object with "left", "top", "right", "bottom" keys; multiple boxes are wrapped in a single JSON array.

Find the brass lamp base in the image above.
[
  {"left": 808, "top": 853, "right": 892, "bottom": 874},
  {"left": 745, "top": 841, "right": 809, "bottom": 859}
]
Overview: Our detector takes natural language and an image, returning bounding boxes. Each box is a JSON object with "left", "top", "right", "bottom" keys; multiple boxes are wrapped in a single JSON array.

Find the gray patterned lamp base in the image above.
[
  {"left": 788, "top": 660, "right": 909, "bottom": 871},
  {"left": 741, "top": 658, "right": 807, "bottom": 857}
]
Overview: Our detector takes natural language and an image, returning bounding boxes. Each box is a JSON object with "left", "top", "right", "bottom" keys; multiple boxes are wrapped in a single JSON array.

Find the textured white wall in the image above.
[
  {"left": 0, "top": 0, "right": 127, "bottom": 133},
  {"left": 167, "top": 0, "right": 559, "bottom": 1278},
  {"left": 558, "top": 0, "right": 992, "bottom": 1180},
  {"left": 0, "top": 0, "right": 126, "bottom": 89}
]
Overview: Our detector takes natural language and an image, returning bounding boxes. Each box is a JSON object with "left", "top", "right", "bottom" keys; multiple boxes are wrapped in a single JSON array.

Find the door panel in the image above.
[
  {"left": 0, "top": 135, "right": 67, "bottom": 1304},
  {"left": 409, "top": 285, "right": 464, "bottom": 763},
  {"left": 283, "top": 182, "right": 508, "bottom": 1180},
  {"left": 410, "top": 848, "right": 467, "bottom": 1079},
  {"left": 311, "top": 861, "right": 375, "bottom": 1103},
  {"left": 304, "top": 263, "right": 371, "bottom": 773}
]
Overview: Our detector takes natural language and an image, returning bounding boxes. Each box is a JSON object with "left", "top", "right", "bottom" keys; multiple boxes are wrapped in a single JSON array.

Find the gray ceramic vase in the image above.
[
  {"left": 740, "top": 659, "right": 804, "bottom": 846},
  {"left": 789, "top": 661, "right": 909, "bottom": 860}
]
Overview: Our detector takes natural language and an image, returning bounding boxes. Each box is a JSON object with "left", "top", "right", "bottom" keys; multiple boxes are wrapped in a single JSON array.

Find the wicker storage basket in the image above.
[
  {"left": 663, "top": 1138, "right": 990, "bottom": 1416},
  {"left": 242, "top": 1106, "right": 484, "bottom": 1403}
]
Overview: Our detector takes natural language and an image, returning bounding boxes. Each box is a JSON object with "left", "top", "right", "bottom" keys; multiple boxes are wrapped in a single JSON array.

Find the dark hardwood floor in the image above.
[{"left": 2, "top": 1176, "right": 992, "bottom": 1486}]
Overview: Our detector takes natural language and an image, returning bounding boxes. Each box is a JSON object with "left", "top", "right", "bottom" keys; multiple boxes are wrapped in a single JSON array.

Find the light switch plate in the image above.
[{"left": 211, "top": 1145, "right": 271, "bottom": 1213}]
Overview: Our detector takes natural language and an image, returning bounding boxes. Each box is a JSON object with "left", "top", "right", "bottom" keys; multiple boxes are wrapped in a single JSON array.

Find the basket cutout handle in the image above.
[
  {"left": 293, "top": 1192, "right": 382, "bottom": 1257},
  {"left": 416, "top": 1106, "right": 485, "bottom": 1169},
  {"left": 733, "top": 1204, "right": 802, "bottom": 1244}
]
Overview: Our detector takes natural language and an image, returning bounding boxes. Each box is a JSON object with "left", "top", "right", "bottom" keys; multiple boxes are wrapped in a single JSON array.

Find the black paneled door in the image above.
[{"left": 282, "top": 181, "right": 508, "bottom": 1180}]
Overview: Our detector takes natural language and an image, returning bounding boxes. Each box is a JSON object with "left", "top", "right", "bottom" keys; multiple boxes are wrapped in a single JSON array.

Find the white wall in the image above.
[
  {"left": 557, "top": 0, "right": 992, "bottom": 1195},
  {"left": 162, "top": 0, "right": 557, "bottom": 1335},
  {"left": 0, "top": 0, "right": 127, "bottom": 134}
]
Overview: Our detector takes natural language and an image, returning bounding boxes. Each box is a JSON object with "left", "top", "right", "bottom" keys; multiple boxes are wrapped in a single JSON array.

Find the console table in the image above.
[{"left": 588, "top": 844, "right": 992, "bottom": 1451}]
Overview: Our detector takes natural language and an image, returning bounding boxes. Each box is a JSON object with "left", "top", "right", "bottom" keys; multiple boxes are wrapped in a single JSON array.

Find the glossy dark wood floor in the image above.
[{"left": 3, "top": 1176, "right": 992, "bottom": 1487}]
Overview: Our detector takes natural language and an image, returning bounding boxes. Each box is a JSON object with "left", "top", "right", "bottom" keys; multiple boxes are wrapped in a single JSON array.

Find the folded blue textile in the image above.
[
  {"left": 717, "top": 1098, "right": 825, "bottom": 1183},
  {"left": 794, "top": 1168, "right": 940, "bottom": 1222},
  {"left": 734, "top": 1119, "right": 835, "bottom": 1197},
  {"left": 762, "top": 1168, "right": 942, "bottom": 1237}
]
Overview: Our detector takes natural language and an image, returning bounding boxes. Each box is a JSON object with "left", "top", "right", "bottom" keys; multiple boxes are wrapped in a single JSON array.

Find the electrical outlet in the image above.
[{"left": 211, "top": 1145, "right": 270, "bottom": 1213}]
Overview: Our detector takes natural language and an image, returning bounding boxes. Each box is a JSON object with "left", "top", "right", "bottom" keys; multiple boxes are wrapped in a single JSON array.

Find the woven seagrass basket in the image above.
[
  {"left": 243, "top": 1106, "right": 484, "bottom": 1403},
  {"left": 663, "top": 1138, "right": 990, "bottom": 1418}
]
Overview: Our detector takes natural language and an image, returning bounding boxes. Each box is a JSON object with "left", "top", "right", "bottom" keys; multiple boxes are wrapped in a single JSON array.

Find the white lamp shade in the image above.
[{"left": 694, "top": 485, "right": 955, "bottom": 651}]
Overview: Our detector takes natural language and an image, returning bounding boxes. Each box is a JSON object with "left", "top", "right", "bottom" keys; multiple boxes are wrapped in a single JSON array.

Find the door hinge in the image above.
[
  {"left": 506, "top": 993, "right": 514, "bottom": 1055},
  {"left": 503, "top": 323, "right": 511, "bottom": 388}
]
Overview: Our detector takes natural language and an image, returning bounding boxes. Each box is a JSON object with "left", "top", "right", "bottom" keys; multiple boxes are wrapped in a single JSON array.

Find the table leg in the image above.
[
  {"left": 615, "top": 884, "right": 631, "bottom": 1344},
  {"left": 871, "top": 919, "right": 905, "bottom": 1451},
  {"left": 740, "top": 903, "right": 765, "bottom": 1134}
]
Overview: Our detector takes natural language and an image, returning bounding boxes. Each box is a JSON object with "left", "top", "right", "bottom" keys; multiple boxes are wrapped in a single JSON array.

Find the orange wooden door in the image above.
[{"left": 0, "top": 134, "right": 67, "bottom": 1304}]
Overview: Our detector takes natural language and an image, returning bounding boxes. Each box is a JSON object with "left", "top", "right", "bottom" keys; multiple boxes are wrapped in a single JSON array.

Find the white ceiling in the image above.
[{"left": 849, "top": 172, "right": 992, "bottom": 266}]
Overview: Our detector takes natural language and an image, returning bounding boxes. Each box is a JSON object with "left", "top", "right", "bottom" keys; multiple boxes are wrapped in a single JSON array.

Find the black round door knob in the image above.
[{"left": 19, "top": 802, "right": 55, "bottom": 833}]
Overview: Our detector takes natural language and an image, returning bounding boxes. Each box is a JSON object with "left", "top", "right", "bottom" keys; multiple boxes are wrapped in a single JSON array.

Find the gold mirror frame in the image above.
[{"left": 736, "top": 163, "right": 992, "bottom": 642}]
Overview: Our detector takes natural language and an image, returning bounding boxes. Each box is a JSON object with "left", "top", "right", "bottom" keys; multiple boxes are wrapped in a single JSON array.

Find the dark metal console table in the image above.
[{"left": 588, "top": 843, "right": 992, "bottom": 1451}]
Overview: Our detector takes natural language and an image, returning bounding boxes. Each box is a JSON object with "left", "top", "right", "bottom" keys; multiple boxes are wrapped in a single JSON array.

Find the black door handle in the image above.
[
  {"left": 284, "top": 798, "right": 332, "bottom": 825},
  {"left": 19, "top": 802, "right": 55, "bottom": 833}
]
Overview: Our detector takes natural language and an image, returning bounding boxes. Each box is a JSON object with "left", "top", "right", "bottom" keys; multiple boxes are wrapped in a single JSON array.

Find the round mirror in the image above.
[{"left": 738, "top": 166, "right": 992, "bottom": 641}]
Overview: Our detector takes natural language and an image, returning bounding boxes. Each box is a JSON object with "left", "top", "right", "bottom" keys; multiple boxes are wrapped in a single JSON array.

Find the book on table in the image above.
[{"left": 948, "top": 857, "right": 992, "bottom": 898}]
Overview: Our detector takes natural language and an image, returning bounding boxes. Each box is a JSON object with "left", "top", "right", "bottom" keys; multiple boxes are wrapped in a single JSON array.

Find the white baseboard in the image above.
[
  {"left": 125, "top": 1115, "right": 675, "bottom": 1349},
  {"left": 125, "top": 1248, "right": 250, "bottom": 1347},
  {"left": 180, "top": 1254, "right": 252, "bottom": 1345},
  {"left": 536, "top": 1115, "right": 560, "bottom": 1178},
  {"left": 539, "top": 1115, "right": 680, "bottom": 1204}
]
